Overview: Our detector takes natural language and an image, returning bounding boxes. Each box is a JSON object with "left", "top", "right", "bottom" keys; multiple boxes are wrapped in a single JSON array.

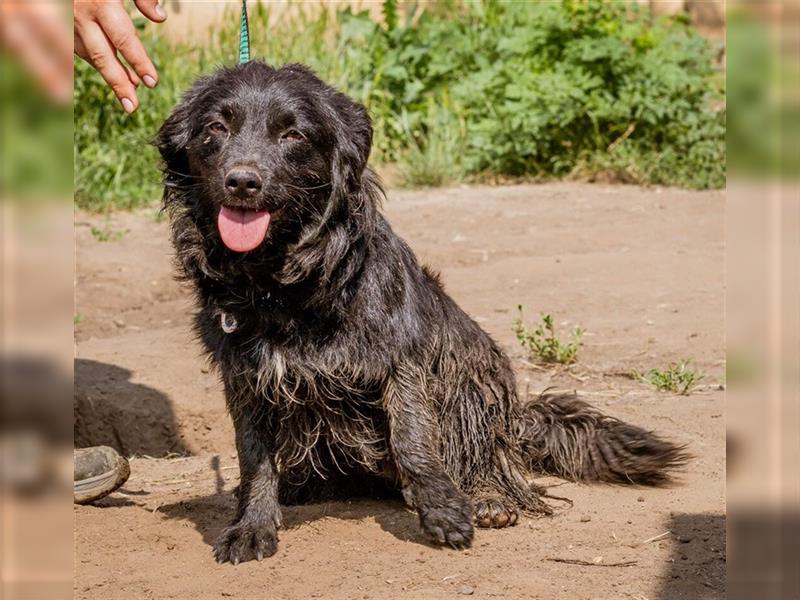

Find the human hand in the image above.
[{"left": 73, "top": 0, "right": 167, "bottom": 113}]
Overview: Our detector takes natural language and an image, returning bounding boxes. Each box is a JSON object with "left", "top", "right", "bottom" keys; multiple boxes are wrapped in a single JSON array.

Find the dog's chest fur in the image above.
[{"left": 206, "top": 307, "right": 392, "bottom": 480}]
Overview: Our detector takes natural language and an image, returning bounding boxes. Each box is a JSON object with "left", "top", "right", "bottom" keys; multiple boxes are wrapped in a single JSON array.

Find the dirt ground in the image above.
[{"left": 74, "top": 183, "right": 725, "bottom": 600}]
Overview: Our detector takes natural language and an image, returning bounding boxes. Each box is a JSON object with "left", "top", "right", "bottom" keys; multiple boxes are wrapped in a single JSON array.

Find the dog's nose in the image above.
[{"left": 224, "top": 166, "right": 263, "bottom": 198}]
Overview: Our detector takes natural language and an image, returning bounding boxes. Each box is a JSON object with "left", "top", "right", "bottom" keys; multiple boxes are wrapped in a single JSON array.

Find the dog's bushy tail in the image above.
[{"left": 516, "top": 392, "right": 688, "bottom": 485}]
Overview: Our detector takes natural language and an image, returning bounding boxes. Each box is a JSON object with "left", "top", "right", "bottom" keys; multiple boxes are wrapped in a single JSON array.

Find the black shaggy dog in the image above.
[{"left": 157, "top": 62, "right": 687, "bottom": 565}]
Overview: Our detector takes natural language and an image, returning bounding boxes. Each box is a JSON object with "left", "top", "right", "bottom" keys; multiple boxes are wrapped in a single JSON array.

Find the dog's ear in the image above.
[
  {"left": 281, "top": 91, "right": 377, "bottom": 289},
  {"left": 154, "top": 79, "right": 209, "bottom": 167},
  {"left": 328, "top": 92, "right": 373, "bottom": 199}
]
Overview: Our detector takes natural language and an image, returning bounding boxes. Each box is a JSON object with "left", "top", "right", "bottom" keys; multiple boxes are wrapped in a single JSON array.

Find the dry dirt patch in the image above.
[{"left": 75, "top": 183, "right": 724, "bottom": 600}]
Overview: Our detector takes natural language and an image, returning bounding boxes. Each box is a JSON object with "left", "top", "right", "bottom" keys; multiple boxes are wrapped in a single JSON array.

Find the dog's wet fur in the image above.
[{"left": 156, "top": 62, "right": 688, "bottom": 564}]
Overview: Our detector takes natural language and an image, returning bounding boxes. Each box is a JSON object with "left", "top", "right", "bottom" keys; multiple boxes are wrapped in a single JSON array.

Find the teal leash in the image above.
[{"left": 239, "top": 0, "right": 250, "bottom": 64}]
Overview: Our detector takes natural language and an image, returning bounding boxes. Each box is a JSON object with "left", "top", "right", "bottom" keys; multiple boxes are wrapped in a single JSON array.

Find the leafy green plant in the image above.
[
  {"left": 513, "top": 307, "right": 583, "bottom": 365},
  {"left": 90, "top": 224, "right": 126, "bottom": 242},
  {"left": 632, "top": 359, "right": 705, "bottom": 395},
  {"left": 74, "top": 0, "right": 725, "bottom": 211}
]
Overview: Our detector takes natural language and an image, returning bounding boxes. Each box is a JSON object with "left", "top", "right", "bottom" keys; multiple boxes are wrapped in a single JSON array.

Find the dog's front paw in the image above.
[
  {"left": 213, "top": 519, "right": 278, "bottom": 564},
  {"left": 418, "top": 494, "right": 474, "bottom": 549}
]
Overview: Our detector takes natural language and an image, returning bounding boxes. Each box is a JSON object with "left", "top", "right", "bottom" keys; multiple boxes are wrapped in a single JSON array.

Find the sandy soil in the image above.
[{"left": 74, "top": 183, "right": 725, "bottom": 600}]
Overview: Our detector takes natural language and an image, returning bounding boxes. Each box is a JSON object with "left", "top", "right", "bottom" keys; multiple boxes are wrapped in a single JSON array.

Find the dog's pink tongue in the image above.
[{"left": 217, "top": 206, "right": 271, "bottom": 253}]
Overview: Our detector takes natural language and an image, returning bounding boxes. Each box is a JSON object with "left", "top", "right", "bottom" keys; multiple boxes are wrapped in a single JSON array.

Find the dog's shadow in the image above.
[{"left": 157, "top": 490, "right": 432, "bottom": 550}]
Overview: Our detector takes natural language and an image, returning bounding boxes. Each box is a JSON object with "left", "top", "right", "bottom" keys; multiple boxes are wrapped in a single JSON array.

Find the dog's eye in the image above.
[
  {"left": 280, "top": 129, "right": 305, "bottom": 143},
  {"left": 207, "top": 121, "right": 228, "bottom": 134}
]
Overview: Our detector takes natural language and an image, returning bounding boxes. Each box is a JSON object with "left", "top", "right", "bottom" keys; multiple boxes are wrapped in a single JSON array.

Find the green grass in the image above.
[
  {"left": 74, "top": 0, "right": 725, "bottom": 212},
  {"left": 632, "top": 359, "right": 705, "bottom": 395},
  {"left": 513, "top": 307, "right": 583, "bottom": 365},
  {"left": 396, "top": 103, "right": 465, "bottom": 187}
]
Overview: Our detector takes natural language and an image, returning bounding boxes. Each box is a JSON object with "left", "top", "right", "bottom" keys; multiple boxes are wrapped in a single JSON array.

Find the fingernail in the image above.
[
  {"left": 121, "top": 98, "right": 135, "bottom": 113},
  {"left": 155, "top": 4, "right": 167, "bottom": 19},
  {"left": 143, "top": 75, "right": 157, "bottom": 88}
]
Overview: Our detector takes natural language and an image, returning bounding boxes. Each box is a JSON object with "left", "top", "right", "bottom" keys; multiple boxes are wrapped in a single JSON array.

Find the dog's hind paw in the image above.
[
  {"left": 418, "top": 494, "right": 474, "bottom": 549},
  {"left": 213, "top": 519, "right": 278, "bottom": 565},
  {"left": 474, "top": 496, "right": 518, "bottom": 528}
]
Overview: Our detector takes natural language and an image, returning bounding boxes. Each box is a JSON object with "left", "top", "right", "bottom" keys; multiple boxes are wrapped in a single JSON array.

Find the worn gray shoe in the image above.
[{"left": 73, "top": 446, "right": 130, "bottom": 504}]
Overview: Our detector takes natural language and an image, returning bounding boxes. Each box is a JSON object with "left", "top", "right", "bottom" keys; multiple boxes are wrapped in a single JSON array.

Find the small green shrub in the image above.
[
  {"left": 90, "top": 223, "right": 127, "bottom": 242},
  {"left": 632, "top": 359, "right": 705, "bottom": 395},
  {"left": 513, "top": 307, "right": 583, "bottom": 365}
]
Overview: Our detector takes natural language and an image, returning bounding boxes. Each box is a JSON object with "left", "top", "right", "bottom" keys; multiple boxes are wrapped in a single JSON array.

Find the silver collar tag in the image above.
[{"left": 220, "top": 312, "right": 238, "bottom": 334}]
